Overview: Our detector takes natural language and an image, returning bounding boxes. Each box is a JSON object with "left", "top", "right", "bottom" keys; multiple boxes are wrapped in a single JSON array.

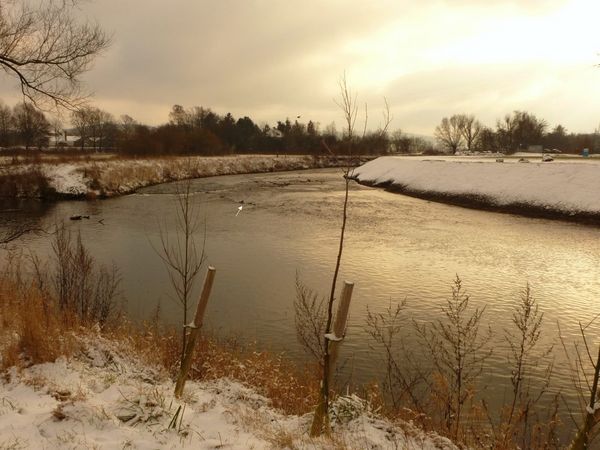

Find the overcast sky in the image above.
[{"left": 6, "top": 0, "right": 600, "bottom": 135}]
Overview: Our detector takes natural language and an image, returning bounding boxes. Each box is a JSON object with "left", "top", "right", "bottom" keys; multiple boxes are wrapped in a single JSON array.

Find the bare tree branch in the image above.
[
  {"left": 0, "top": 224, "right": 45, "bottom": 244},
  {"left": 0, "top": 0, "right": 111, "bottom": 110}
]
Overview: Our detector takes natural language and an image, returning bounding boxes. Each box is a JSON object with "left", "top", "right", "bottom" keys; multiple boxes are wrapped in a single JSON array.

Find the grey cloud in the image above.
[{"left": 0, "top": 0, "right": 593, "bottom": 135}]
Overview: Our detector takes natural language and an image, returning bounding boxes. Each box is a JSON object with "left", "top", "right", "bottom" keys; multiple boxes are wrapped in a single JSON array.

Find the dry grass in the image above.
[
  {"left": 0, "top": 153, "right": 359, "bottom": 199},
  {"left": 190, "top": 338, "right": 320, "bottom": 415},
  {"left": 0, "top": 280, "right": 79, "bottom": 370},
  {"left": 106, "top": 318, "right": 320, "bottom": 416},
  {"left": 0, "top": 271, "right": 318, "bottom": 417},
  {"left": 0, "top": 169, "right": 52, "bottom": 198}
]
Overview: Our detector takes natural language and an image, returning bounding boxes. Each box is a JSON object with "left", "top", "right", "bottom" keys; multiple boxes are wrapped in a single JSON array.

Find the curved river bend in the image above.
[{"left": 4, "top": 168, "right": 600, "bottom": 422}]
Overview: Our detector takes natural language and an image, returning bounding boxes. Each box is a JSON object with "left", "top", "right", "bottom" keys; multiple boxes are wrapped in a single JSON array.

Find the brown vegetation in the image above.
[
  {"left": 0, "top": 254, "right": 319, "bottom": 417},
  {"left": 0, "top": 168, "right": 53, "bottom": 198},
  {"left": 0, "top": 154, "right": 371, "bottom": 200}
]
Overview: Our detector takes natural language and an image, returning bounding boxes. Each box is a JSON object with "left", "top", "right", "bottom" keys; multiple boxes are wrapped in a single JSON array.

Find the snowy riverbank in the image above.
[
  {"left": 0, "top": 154, "right": 369, "bottom": 200},
  {"left": 352, "top": 156, "right": 600, "bottom": 223},
  {"left": 0, "top": 332, "right": 456, "bottom": 449}
]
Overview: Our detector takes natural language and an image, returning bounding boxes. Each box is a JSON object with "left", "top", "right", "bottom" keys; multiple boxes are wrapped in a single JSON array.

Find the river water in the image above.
[{"left": 3, "top": 168, "right": 600, "bottom": 426}]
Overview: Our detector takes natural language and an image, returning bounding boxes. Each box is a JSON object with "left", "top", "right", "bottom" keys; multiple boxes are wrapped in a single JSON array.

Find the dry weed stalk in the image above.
[
  {"left": 499, "top": 283, "right": 555, "bottom": 449},
  {"left": 365, "top": 299, "right": 423, "bottom": 412},
  {"left": 294, "top": 275, "right": 326, "bottom": 363},
  {"left": 414, "top": 275, "right": 492, "bottom": 440},
  {"left": 49, "top": 223, "right": 121, "bottom": 325}
]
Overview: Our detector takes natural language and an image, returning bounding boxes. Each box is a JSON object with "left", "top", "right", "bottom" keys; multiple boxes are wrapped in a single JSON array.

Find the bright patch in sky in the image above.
[{"left": 2, "top": 0, "right": 599, "bottom": 135}]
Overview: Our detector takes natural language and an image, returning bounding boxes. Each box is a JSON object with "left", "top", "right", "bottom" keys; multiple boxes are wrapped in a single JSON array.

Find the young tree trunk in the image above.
[
  {"left": 310, "top": 173, "right": 351, "bottom": 437},
  {"left": 570, "top": 345, "right": 600, "bottom": 450}
]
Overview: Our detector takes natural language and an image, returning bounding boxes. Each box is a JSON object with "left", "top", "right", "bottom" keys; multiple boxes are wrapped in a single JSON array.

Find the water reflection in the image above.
[{"left": 4, "top": 169, "right": 600, "bottom": 421}]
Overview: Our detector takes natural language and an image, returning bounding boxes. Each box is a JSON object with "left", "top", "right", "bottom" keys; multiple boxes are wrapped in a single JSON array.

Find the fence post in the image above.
[{"left": 174, "top": 266, "right": 216, "bottom": 398}]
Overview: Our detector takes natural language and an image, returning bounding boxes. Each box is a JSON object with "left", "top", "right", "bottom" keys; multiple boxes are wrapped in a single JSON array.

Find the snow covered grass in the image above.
[
  {"left": 0, "top": 154, "right": 363, "bottom": 199},
  {"left": 352, "top": 156, "right": 600, "bottom": 222},
  {"left": 0, "top": 277, "right": 458, "bottom": 449}
]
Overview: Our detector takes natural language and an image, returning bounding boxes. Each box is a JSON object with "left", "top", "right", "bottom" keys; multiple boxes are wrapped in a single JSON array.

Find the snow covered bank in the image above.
[
  {"left": 0, "top": 333, "right": 457, "bottom": 449},
  {"left": 352, "top": 157, "right": 600, "bottom": 223},
  {"left": 0, "top": 154, "right": 368, "bottom": 200}
]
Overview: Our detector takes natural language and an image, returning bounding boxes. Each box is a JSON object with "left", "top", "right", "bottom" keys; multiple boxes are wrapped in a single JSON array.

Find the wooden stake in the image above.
[
  {"left": 327, "top": 281, "right": 354, "bottom": 380},
  {"left": 174, "top": 266, "right": 216, "bottom": 398},
  {"left": 310, "top": 280, "right": 354, "bottom": 436}
]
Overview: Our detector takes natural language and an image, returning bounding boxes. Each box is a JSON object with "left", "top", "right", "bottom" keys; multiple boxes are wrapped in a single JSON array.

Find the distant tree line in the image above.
[
  {"left": 434, "top": 111, "right": 598, "bottom": 154},
  {"left": 1, "top": 100, "right": 425, "bottom": 156},
  {"left": 0, "top": 102, "right": 51, "bottom": 150},
  {"left": 2, "top": 99, "right": 596, "bottom": 156}
]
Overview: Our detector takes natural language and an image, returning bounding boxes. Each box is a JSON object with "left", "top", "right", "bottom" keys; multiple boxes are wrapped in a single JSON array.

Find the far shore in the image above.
[
  {"left": 0, "top": 153, "right": 375, "bottom": 201},
  {"left": 351, "top": 156, "right": 600, "bottom": 225}
]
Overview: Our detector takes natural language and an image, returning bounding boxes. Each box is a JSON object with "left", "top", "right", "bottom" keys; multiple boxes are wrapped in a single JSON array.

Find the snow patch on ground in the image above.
[
  {"left": 0, "top": 334, "right": 457, "bottom": 449},
  {"left": 43, "top": 164, "right": 88, "bottom": 196},
  {"left": 0, "top": 154, "right": 361, "bottom": 198},
  {"left": 352, "top": 156, "right": 600, "bottom": 216}
]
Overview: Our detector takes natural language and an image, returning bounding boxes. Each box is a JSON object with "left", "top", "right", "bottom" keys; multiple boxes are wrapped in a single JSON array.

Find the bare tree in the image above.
[
  {"left": 496, "top": 113, "right": 518, "bottom": 152},
  {"left": 155, "top": 179, "right": 206, "bottom": 364},
  {"left": 0, "top": 101, "right": 12, "bottom": 147},
  {"left": 311, "top": 72, "right": 357, "bottom": 436},
  {"left": 72, "top": 106, "right": 114, "bottom": 150},
  {"left": 380, "top": 97, "right": 393, "bottom": 137},
  {"left": 435, "top": 116, "right": 464, "bottom": 154},
  {"left": 71, "top": 106, "right": 92, "bottom": 149},
  {"left": 391, "top": 129, "right": 429, "bottom": 154},
  {"left": 334, "top": 72, "right": 358, "bottom": 141},
  {"left": 457, "top": 114, "right": 483, "bottom": 152},
  {"left": 0, "top": 0, "right": 110, "bottom": 109},
  {"left": 13, "top": 101, "right": 50, "bottom": 149},
  {"left": 50, "top": 116, "right": 63, "bottom": 147}
]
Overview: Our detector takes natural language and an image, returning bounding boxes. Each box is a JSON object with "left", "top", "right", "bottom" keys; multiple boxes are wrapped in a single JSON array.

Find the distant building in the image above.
[{"left": 50, "top": 130, "right": 80, "bottom": 148}]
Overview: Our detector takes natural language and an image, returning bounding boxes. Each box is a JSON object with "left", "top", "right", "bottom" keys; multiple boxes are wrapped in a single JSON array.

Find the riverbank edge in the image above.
[
  {"left": 0, "top": 154, "right": 376, "bottom": 202},
  {"left": 0, "top": 276, "right": 459, "bottom": 450},
  {"left": 353, "top": 177, "right": 600, "bottom": 225}
]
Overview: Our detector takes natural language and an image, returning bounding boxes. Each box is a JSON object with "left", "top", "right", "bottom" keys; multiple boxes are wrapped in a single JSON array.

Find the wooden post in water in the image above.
[
  {"left": 174, "top": 266, "right": 216, "bottom": 399},
  {"left": 310, "top": 280, "right": 354, "bottom": 436}
]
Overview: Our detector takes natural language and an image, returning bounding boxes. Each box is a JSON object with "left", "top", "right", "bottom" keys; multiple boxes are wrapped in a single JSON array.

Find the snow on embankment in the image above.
[
  {"left": 0, "top": 154, "right": 368, "bottom": 200},
  {"left": 352, "top": 156, "right": 600, "bottom": 222},
  {"left": 0, "top": 334, "right": 457, "bottom": 449}
]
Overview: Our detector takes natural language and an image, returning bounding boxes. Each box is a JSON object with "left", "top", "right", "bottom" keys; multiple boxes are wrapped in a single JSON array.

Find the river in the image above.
[{"left": 3, "top": 167, "right": 600, "bottom": 431}]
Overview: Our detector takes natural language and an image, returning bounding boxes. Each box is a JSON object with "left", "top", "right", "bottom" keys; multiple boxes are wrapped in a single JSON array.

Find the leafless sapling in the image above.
[
  {"left": 310, "top": 72, "right": 357, "bottom": 437},
  {"left": 155, "top": 179, "right": 206, "bottom": 365}
]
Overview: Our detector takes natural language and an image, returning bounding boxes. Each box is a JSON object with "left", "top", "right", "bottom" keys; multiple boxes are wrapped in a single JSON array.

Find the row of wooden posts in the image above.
[
  {"left": 172, "top": 265, "right": 354, "bottom": 435},
  {"left": 171, "top": 266, "right": 600, "bottom": 445}
]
